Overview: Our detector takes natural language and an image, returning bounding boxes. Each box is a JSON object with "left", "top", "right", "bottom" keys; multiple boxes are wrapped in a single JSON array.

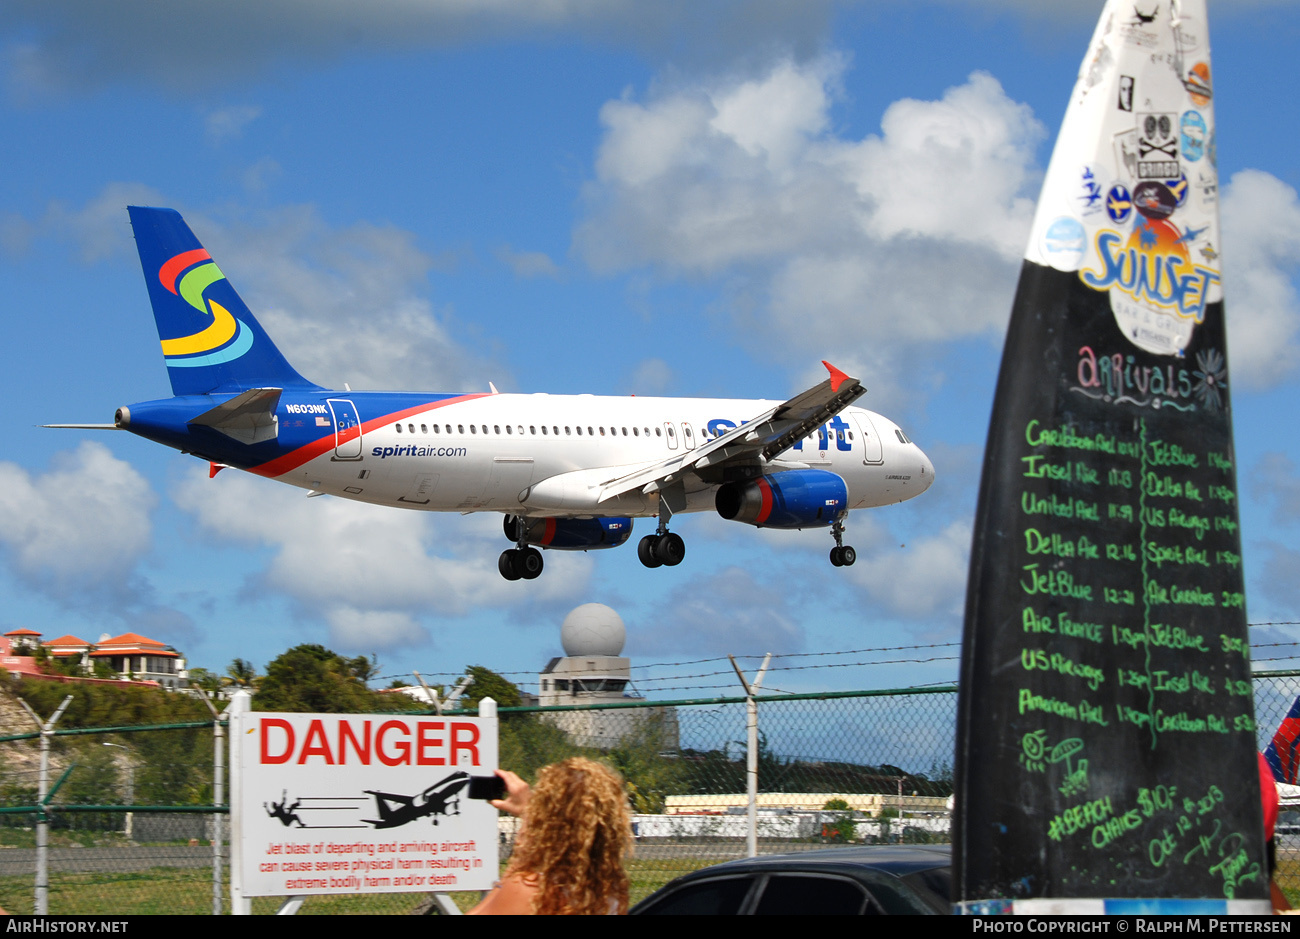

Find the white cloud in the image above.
[
  {"left": 44, "top": 181, "right": 166, "bottom": 263},
  {"left": 173, "top": 466, "right": 592, "bottom": 651},
  {"left": 495, "top": 244, "right": 560, "bottom": 280},
  {"left": 1221, "top": 170, "right": 1300, "bottom": 389},
  {"left": 38, "top": 187, "right": 501, "bottom": 394},
  {"left": 847, "top": 519, "right": 970, "bottom": 621},
  {"left": 627, "top": 357, "right": 674, "bottom": 394},
  {"left": 196, "top": 204, "right": 499, "bottom": 392},
  {"left": 1251, "top": 452, "right": 1300, "bottom": 525},
  {"left": 628, "top": 565, "right": 804, "bottom": 656},
  {"left": 205, "top": 104, "right": 262, "bottom": 142},
  {"left": 0, "top": 441, "right": 154, "bottom": 593},
  {"left": 576, "top": 62, "right": 1043, "bottom": 391}
]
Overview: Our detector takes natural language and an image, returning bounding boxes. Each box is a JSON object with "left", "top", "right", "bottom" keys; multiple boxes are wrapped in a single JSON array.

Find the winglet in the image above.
[
  {"left": 822, "top": 360, "right": 850, "bottom": 393},
  {"left": 209, "top": 462, "right": 227, "bottom": 478}
]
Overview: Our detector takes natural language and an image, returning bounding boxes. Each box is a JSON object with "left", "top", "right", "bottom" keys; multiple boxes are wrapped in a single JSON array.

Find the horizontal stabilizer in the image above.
[{"left": 188, "top": 387, "right": 282, "bottom": 445}]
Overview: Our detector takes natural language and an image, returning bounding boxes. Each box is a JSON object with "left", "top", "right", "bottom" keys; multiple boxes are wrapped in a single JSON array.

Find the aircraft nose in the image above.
[{"left": 917, "top": 446, "right": 936, "bottom": 492}]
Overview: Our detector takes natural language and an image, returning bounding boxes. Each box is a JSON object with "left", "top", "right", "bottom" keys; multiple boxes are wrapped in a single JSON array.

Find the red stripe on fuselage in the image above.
[{"left": 247, "top": 393, "right": 490, "bottom": 479}]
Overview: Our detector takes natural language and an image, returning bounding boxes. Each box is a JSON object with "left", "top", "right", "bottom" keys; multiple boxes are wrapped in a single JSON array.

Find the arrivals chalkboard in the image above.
[{"left": 954, "top": 0, "right": 1267, "bottom": 912}]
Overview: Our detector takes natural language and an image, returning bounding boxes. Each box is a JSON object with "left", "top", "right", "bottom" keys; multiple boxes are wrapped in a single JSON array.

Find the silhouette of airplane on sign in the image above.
[{"left": 363, "top": 771, "right": 470, "bottom": 829}]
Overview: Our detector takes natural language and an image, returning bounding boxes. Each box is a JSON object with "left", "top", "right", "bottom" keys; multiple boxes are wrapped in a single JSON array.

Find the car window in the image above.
[
  {"left": 752, "top": 874, "right": 873, "bottom": 915},
  {"left": 900, "top": 868, "right": 952, "bottom": 913},
  {"left": 636, "top": 876, "right": 755, "bottom": 915},
  {"left": 852, "top": 868, "right": 945, "bottom": 914}
]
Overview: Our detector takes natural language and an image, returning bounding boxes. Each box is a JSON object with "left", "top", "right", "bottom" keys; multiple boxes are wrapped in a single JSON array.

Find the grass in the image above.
[{"left": 0, "top": 856, "right": 721, "bottom": 914}]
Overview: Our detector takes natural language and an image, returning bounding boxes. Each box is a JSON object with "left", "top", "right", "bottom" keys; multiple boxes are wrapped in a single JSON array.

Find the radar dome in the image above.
[{"left": 561, "top": 603, "right": 626, "bottom": 657}]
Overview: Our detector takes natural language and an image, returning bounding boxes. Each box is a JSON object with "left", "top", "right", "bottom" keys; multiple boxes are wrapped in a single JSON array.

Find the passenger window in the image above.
[
  {"left": 622, "top": 427, "right": 628, "bottom": 436},
  {"left": 506, "top": 425, "right": 512, "bottom": 434},
  {"left": 458, "top": 424, "right": 464, "bottom": 434},
  {"left": 470, "top": 425, "right": 477, "bottom": 434},
  {"left": 541, "top": 426, "right": 548, "bottom": 435},
  {"left": 531, "top": 426, "right": 537, "bottom": 435},
  {"left": 482, "top": 425, "right": 488, "bottom": 435},
  {"left": 433, "top": 424, "right": 440, "bottom": 433},
  {"left": 599, "top": 427, "right": 606, "bottom": 436},
  {"left": 633, "top": 427, "right": 639, "bottom": 436},
  {"left": 577, "top": 426, "right": 583, "bottom": 436},
  {"left": 396, "top": 424, "right": 403, "bottom": 433},
  {"left": 655, "top": 427, "right": 661, "bottom": 437},
  {"left": 408, "top": 424, "right": 415, "bottom": 434},
  {"left": 420, "top": 424, "right": 427, "bottom": 434},
  {"left": 494, "top": 425, "right": 500, "bottom": 434},
  {"left": 588, "top": 426, "right": 594, "bottom": 436},
  {"left": 566, "top": 426, "right": 571, "bottom": 435}
]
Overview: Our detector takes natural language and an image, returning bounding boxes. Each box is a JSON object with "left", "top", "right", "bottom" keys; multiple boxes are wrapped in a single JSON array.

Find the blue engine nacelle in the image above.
[
  {"left": 504, "top": 515, "right": 633, "bottom": 550},
  {"left": 715, "top": 470, "right": 848, "bottom": 529}
]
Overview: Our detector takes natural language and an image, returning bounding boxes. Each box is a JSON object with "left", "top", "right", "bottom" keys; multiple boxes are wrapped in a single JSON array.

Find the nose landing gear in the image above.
[
  {"left": 499, "top": 515, "right": 544, "bottom": 581},
  {"left": 829, "top": 517, "right": 856, "bottom": 568}
]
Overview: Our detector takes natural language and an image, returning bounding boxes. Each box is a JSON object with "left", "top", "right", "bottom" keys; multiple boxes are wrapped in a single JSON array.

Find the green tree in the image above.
[
  {"left": 224, "top": 658, "right": 259, "bottom": 690},
  {"left": 458, "top": 665, "right": 521, "bottom": 710},
  {"left": 606, "top": 713, "right": 686, "bottom": 814},
  {"left": 820, "top": 798, "right": 857, "bottom": 843},
  {"left": 186, "top": 668, "right": 222, "bottom": 696},
  {"left": 498, "top": 717, "right": 583, "bottom": 783},
  {"left": 252, "top": 644, "right": 381, "bottom": 713}
]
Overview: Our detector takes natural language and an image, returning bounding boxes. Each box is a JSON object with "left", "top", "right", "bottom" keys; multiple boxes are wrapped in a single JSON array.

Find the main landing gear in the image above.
[
  {"left": 638, "top": 517, "right": 685, "bottom": 569},
  {"left": 499, "top": 515, "right": 543, "bottom": 581},
  {"left": 829, "top": 517, "right": 856, "bottom": 568}
]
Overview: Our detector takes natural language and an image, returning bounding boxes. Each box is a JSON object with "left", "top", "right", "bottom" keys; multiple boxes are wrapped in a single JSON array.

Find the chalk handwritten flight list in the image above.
[{"left": 956, "top": 267, "right": 1263, "bottom": 903}]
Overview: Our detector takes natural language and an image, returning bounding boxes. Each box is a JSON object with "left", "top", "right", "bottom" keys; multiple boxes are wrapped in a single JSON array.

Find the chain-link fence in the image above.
[{"left": 2, "top": 672, "right": 1299, "bottom": 913}]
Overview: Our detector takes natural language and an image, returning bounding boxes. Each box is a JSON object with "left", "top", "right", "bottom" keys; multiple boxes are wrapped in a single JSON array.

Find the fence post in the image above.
[
  {"left": 729, "top": 654, "right": 771, "bottom": 859},
  {"left": 197, "top": 689, "right": 230, "bottom": 916},
  {"left": 228, "top": 691, "right": 253, "bottom": 915},
  {"left": 17, "top": 695, "right": 72, "bottom": 916}
]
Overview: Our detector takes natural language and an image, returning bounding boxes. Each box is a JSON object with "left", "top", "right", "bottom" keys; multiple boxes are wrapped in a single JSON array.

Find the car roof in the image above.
[{"left": 670, "top": 844, "right": 951, "bottom": 881}]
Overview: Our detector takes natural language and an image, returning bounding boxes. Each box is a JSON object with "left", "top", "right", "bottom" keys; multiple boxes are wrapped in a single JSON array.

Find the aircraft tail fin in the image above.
[{"left": 127, "top": 206, "right": 320, "bottom": 397}]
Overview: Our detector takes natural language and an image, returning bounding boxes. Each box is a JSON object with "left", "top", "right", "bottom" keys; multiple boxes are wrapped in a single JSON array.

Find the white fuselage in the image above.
[{"left": 279, "top": 393, "right": 934, "bottom": 518}]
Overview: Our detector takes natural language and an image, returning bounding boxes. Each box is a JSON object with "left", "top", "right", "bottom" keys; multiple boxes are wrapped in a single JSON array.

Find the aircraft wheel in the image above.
[
  {"left": 655, "top": 532, "right": 686, "bottom": 567},
  {"left": 519, "top": 547, "right": 544, "bottom": 580},
  {"left": 498, "top": 549, "right": 522, "bottom": 581},
  {"left": 840, "top": 545, "right": 856, "bottom": 566},
  {"left": 830, "top": 546, "right": 844, "bottom": 567},
  {"left": 638, "top": 535, "right": 663, "bottom": 569}
]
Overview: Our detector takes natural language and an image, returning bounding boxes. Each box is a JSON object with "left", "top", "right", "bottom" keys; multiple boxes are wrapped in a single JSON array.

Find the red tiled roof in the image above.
[
  {"left": 4, "top": 628, "right": 41, "bottom": 637},
  {"left": 88, "top": 632, "right": 178, "bottom": 657},
  {"left": 45, "top": 635, "right": 90, "bottom": 647}
]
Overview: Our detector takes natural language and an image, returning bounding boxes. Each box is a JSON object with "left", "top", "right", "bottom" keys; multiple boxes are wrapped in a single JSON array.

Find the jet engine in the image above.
[
  {"left": 715, "top": 470, "right": 847, "bottom": 529},
  {"left": 503, "top": 515, "right": 633, "bottom": 550}
]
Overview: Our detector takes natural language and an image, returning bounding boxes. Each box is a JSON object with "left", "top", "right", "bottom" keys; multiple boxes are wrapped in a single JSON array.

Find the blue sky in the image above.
[{"left": 1, "top": 0, "right": 1297, "bottom": 697}]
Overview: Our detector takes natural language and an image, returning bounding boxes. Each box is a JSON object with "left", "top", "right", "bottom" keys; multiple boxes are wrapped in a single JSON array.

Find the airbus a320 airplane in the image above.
[{"left": 52, "top": 208, "right": 934, "bottom": 580}]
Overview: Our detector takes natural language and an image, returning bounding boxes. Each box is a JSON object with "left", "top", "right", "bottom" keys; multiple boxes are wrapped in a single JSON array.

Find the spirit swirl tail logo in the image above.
[{"left": 157, "top": 248, "right": 253, "bottom": 368}]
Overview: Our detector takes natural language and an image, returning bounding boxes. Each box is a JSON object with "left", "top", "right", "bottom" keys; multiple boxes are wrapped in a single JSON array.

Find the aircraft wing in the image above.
[{"left": 597, "top": 361, "right": 865, "bottom": 504}]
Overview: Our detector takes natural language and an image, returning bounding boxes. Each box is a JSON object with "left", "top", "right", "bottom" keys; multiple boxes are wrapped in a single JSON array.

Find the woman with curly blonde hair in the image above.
[{"left": 468, "top": 757, "right": 632, "bottom": 915}]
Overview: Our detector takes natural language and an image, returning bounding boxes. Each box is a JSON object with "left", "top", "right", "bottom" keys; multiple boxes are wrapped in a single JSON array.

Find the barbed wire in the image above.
[{"left": 375, "top": 627, "right": 1297, "bottom": 690}]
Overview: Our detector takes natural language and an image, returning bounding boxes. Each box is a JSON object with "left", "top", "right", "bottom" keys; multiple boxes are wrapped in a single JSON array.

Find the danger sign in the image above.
[{"left": 230, "top": 701, "right": 499, "bottom": 901}]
